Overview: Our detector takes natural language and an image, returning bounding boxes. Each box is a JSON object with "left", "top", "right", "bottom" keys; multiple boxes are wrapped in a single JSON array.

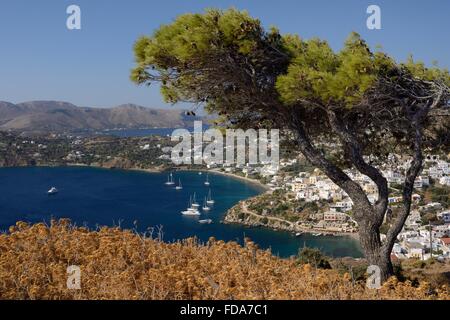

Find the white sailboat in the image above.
[
  {"left": 175, "top": 179, "right": 183, "bottom": 190},
  {"left": 191, "top": 192, "right": 200, "bottom": 209},
  {"left": 165, "top": 173, "right": 175, "bottom": 185},
  {"left": 204, "top": 174, "right": 210, "bottom": 186},
  {"left": 199, "top": 219, "right": 213, "bottom": 224},
  {"left": 202, "top": 197, "right": 210, "bottom": 211},
  {"left": 206, "top": 189, "right": 215, "bottom": 205},
  {"left": 181, "top": 196, "right": 200, "bottom": 216},
  {"left": 181, "top": 208, "right": 200, "bottom": 216}
]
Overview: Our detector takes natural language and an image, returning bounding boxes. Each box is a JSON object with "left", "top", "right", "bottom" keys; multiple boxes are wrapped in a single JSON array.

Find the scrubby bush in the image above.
[{"left": 296, "top": 247, "right": 332, "bottom": 270}]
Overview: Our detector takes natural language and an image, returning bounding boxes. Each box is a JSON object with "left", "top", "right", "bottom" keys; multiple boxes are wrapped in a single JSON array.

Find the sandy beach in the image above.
[{"left": 207, "top": 169, "right": 270, "bottom": 191}]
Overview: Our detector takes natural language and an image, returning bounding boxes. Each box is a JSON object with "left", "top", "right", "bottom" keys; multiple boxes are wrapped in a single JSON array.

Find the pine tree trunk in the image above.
[{"left": 358, "top": 219, "right": 393, "bottom": 283}]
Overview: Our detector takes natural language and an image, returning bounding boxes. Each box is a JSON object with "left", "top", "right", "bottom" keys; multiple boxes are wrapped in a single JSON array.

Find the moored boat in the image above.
[
  {"left": 165, "top": 173, "right": 175, "bottom": 185},
  {"left": 182, "top": 208, "right": 201, "bottom": 216},
  {"left": 191, "top": 192, "right": 200, "bottom": 209},
  {"left": 47, "top": 187, "right": 58, "bottom": 195},
  {"left": 202, "top": 197, "right": 210, "bottom": 211},
  {"left": 181, "top": 196, "right": 201, "bottom": 216},
  {"left": 206, "top": 189, "right": 215, "bottom": 205}
]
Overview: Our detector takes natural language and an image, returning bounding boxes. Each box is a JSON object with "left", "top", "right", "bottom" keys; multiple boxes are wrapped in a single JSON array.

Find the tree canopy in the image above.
[
  {"left": 131, "top": 9, "right": 449, "bottom": 155},
  {"left": 131, "top": 8, "right": 450, "bottom": 282}
]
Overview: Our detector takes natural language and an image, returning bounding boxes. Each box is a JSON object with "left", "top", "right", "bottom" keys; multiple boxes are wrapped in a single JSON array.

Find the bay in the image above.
[{"left": 0, "top": 167, "right": 363, "bottom": 258}]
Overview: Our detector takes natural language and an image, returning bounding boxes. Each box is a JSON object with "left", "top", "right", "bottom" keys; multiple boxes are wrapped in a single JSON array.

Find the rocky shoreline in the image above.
[{"left": 223, "top": 200, "right": 359, "bottom": 239}]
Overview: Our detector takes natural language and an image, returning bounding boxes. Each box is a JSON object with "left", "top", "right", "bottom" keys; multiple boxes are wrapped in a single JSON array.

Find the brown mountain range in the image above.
[{"left": 0, "top": 101, "right": 201, "bottom": 133}]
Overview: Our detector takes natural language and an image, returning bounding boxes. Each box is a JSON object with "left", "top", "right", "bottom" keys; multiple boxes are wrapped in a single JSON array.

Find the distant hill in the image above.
[{"left": 0, "top": 101, "right": 201, "bottom": 134}]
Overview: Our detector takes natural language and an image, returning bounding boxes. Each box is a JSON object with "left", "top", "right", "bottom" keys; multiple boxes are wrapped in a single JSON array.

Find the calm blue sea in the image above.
[{"left": 0, "top": 167, "right": 362, "bottom": 258}]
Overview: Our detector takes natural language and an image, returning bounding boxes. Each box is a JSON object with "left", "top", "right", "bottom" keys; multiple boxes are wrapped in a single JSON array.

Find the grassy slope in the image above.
[{"left": 0, "top": 220, "right": 448, "bottom": 300}]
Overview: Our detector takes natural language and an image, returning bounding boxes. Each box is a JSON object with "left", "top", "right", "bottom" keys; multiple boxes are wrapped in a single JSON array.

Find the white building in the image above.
[
  {"left": 331, "top": 199, "right": 353, "bottom": 212},
  {"left": 437, "top": 211, "right": 450, "bottom": 224},
  {"left": 439, "top": 176, "right": 450, "bottom": 186},
  {"left": 318, "top": 190, "right": 332, "bottom": 200},
  {"left": 323, "top": 211, "right": 348, "bottom": 222}
]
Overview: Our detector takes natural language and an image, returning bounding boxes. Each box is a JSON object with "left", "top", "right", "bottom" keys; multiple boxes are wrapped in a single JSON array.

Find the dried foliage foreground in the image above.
[{"left": 0, "top": 220, "right": 448, "bottom": 300}]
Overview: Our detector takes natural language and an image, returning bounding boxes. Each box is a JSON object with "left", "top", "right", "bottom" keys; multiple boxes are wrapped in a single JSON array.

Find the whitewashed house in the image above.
[
  {"left": 439, "top": 176, "right": 450, "bottom": 186},
  {"left": 437, "top": 211, "right": 450, "bottom": 224}
]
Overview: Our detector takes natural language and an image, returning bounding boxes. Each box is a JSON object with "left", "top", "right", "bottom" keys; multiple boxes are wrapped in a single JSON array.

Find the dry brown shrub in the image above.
[{"left": 0, "top": 220, "right": 448, "bottom": 300}]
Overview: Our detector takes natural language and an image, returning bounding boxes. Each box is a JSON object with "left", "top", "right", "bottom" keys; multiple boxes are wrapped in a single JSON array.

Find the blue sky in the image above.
[{"left": 0, "top": 0, "right": 449, "bottom": 108}]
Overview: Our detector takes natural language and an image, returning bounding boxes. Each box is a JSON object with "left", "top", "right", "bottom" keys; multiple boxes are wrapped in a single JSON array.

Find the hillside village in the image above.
[{"left": 219, "top": 153, "right": 450, "bottom": 262}]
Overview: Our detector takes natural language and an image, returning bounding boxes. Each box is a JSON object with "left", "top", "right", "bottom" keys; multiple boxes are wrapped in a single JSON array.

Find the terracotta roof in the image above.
[{"left": 440, "top": 238, "right": 450, "bottom": 245}]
